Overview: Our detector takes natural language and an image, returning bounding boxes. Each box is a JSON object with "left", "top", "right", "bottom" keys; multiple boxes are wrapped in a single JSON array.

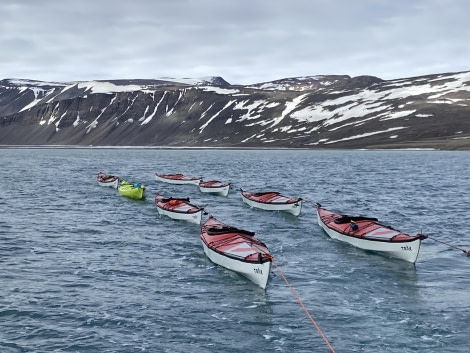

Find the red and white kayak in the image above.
[
  {"left": 199, "top": 180, "right": 231, "bottom": 196},
  {"left": 155, "top": 173, "right": 201, "bottom": 185},
  {"left": 240, "top": 189, "right": 302, "bottom": 216},
  {"left": 201, "top": 216, "right": 272, "bottom": 289},
  {"left": 155, "top": 194, "right": 204, "bottom": 224},
  {"left": 97, "top": 172, "right": 119, "bottom": 188},
  {"left": 316, "top": 203, "right": 426, "bottom": 263}
]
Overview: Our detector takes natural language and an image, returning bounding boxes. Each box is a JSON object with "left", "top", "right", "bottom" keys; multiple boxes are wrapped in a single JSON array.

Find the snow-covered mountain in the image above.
[{"left": 1, "top": 72, "right": 469, "bottom": 149}]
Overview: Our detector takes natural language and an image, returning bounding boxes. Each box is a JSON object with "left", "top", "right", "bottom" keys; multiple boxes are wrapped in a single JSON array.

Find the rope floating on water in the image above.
[
  {"left": 272, "top": 258, "right": 337, "bottom": 353},
  {"left": 424, "top": 235, "right": 470, "bottom": 256}
]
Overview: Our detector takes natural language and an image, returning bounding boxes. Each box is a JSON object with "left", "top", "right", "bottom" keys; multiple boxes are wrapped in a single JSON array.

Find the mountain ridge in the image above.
[{"left": 1, "top": 72, "right": 469, "bottom": 150}]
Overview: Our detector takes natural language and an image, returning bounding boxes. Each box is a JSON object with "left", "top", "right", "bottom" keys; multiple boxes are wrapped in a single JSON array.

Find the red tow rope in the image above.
[
  {"left": 272, "top": 258, "right": 337, "bottom": 353},
  {"left": 425, "top": 235, "right": 470, "bottom": 256}
]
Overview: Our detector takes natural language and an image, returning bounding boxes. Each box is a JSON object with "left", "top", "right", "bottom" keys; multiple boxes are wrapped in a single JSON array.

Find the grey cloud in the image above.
[{"left": 1, "top": 0, "right": 469, "bottom": 84}]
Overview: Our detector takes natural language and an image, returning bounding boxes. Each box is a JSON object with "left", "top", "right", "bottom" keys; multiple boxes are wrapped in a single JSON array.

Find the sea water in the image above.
[{"left": 1, "top": 148, "right": 469, "bottom": 353}]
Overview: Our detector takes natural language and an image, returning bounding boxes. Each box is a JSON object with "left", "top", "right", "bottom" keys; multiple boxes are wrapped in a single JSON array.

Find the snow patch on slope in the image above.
[
  {"left": 77, "top": 81, "right": 142, "bottom": 94},
  {"left": 269, "top": 94, "right": 308, "bottom": 127},
  {"left": 324, "top": 127, "right": 407, "bottom": 144},
  {"left": 199, "top": 100, "right": 235, "bottom": 133},
  {"left": 200, "top": 86, "right": 240, "bottom": 95}
]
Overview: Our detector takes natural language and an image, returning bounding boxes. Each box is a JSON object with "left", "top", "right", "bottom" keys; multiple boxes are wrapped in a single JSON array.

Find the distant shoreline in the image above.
[
  {"left": 0, "top": 144, "right": 462, "bottom": 151},
  {"left": 0, "top": 145, "right": 305, "bottom": 150}
]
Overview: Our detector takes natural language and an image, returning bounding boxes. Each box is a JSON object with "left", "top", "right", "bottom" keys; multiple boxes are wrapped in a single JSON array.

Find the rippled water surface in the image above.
[{"left": 1, "top": 148, "right": 469, "bottom": 353}]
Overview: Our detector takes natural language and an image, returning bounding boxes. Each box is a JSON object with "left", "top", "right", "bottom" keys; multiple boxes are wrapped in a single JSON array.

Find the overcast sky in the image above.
[{"left": 1, "top": 0, "right": 469, "bottom": 85}]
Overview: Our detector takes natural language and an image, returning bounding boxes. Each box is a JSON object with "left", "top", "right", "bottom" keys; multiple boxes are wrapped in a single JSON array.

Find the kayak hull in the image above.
[
  {"left": 200, "top": 216, "right": 272, "bottom": 289},
  {"left": 118, "top": 181, "right": 145, "bottom": 200},
  {"left": 156, "top": 206, "right": 203, "bottom": 224},
  {"left": 199, "top": 180, "right": 231, "bottom": 196},
  {"left": 155, "top": 194, "right": 204, "bottom": 224},
  {"left": 240, "top": 189, "right": 302, "bottom": 216},
  {"left": 316, "top": 204, "right": 423, "bottom": 263},
  {"left": 201, "top": 241, "right": 272, "bottom": 289},
  {"left": 155, "top": 173, "right": 201, "bottom": 185},
  {"left": 97, "top": 173, "right": 119, "bottom": 188}
]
